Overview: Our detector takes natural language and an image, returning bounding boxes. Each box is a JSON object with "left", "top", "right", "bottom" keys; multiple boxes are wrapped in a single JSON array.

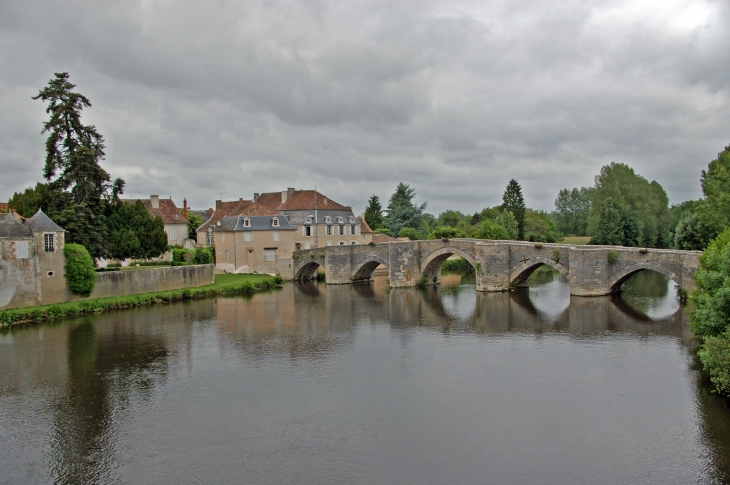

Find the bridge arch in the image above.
[
  {"left": 352, "top": 255, "right": 389, "bottom": 282},
  {"left": 606, "top": 262, "right": 681, "bottom": 293},
  {"left": 509, "top": 257, "right": 570, "bottom": 287},
  {"left": 294, "top": 260, "right": 322, "bottom": 281},
  {"left": 420, "top": 247, "right": 479, "bottom": 284}
]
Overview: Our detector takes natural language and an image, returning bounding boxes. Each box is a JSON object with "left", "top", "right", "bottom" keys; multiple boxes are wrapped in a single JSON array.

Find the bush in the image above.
[
  {"left": 172, "top": 248, "right": 195, "bottom": 262},
  {"left": 607, "top": 251, "right": 618, "bottom": 263},
  {"left": 441, "top": 258, "right": 472, "bottom": 273},
  {"left": 698, "top": 333, "right": 730, "bottom": 395},
  {"left": 64, "top": 244, "right": 97, "bottom": 296},
  {"left": 107, "top": 262, "right": 121, "bottom": 268},
  {"left": 193, "top": 247, "right": 214, "bottom": 264}
]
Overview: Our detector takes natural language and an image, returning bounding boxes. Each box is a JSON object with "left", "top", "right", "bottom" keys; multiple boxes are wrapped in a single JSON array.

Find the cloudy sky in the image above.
[{"left": 1, "top": 0, "right": 728, "bottom": 215}]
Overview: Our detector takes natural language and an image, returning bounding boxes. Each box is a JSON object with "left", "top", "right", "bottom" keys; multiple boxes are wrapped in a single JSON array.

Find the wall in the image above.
[
  {"left": 214, "top": 229, "right": 296, "bottom": 275},
  {"left": 0, "top": 237, "right": 39, "bottom": 310}
]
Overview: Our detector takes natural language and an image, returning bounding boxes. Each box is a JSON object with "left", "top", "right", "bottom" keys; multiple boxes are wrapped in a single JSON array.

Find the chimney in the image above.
[
  {"left": 287, "top": 187, "right": 295, "bottom": 199},
  {"left": 150, "top": 195, "right": 160, "bottom": 209},
  {"left": 215, "top": 200, "right": 223, "bottom": 211},
  {"left": 208, "top": 208, "right": 213, "bottom": 217},
  {"left": 239, "top": 198, "right": 244, "bottom": 202},
  {"left": 254, "top": 193, "right": 259, "bottom": 202},
  {"left": 323, "top": 197, "right": 328, "bottom": 205},
  {"left": 281, "top": 190, "right": 288, "bottom": 204},
  {"left": 183, "top": 198, "right": 188, "bottom": 219}
]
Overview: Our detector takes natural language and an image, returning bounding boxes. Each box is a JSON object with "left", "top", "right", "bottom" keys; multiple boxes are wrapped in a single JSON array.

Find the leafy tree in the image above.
[
  {"left": 437, "top": 210, "right": 466, "bottom": 228},
  {"left": 64, "top": 243, "right": 97, "bottom": 295},
  {"left": 502, "top": 179, "right": 526, "bottom": 239},
  {"left": 690, "top": 229, "right": 730, "bottom": 394},
  {"left": 8, "top": 182, "right": 53, "bottom": 218},
  {"left": 106, "top": 201, "right": 167, "bottom": 259},
  {"left": 696, "top": 144, "right": 730, "bottom": 239},
  {"left": 397, "top": 227, "right": 422, "bottom": 240},
  {"left": 590, "top": 197, "right": 625, "bottom": 245},
  {"left": 384, "top": 183, "right": 427, "bottom": 237},
  {"left": 428, "top": 226, "right": 467, "bottom": 239},
  {"left": 364, "top": 195, "right": 384, "bottom": 231},
  {"left": 525, "top": 209, "right": 562, "bottom": 243},
  {"left": 494, "top": 210, "right": 519, "bottom": 240},
  {"left": 33, "top": 72, "right": 125, "bottom": 257},
  {"left": 186, "top": 211, "right": 204, "bottom": 240},
  {"left": 674, "top": 212, "right": 715, "bottom": 250},
  {"left": 587, "top": 162, "right": 671, "bottom": 248},
  {"left": 474, "top": 219, "right": 510, "bottom": 240},
  {"left": 193, "top": 247, "right": 214, "bottom": 264},
  {"left": 554, "top": 187, "right": 591, "bottom": 236}
]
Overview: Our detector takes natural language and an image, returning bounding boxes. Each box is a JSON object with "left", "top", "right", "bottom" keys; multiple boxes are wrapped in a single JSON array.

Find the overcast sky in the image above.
[{"left": 1, "top": 0, "right": 728, "bottom": 215}]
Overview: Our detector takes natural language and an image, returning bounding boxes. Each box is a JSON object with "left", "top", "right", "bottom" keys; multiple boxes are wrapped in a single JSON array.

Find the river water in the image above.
[{"left": 2, "top": 269, "right": 730, "bottom": 484}]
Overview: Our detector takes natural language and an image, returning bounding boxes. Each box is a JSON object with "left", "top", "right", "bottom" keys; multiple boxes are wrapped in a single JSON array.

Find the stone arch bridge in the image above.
[{"left": 292, "top": 239, "right": 700, "bottom": 296}]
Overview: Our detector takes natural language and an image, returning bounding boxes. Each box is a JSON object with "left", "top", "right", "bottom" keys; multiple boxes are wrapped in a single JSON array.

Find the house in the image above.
[
  {"left": 211, "top": 201, "right": 297, "bottom": 275},
  {"left": 0, "top": 209, "right": 66, "bottom": 310},
  {"left": 0, "top": 202, "right": 8, "bottom": 214},
  {"left": 122, "top": 195, "right": 189, "bottom": 247},
  {"left": 255, "top": 188, "right": 373, "bottom": 249},
  {"left": 373, "top": 233, "right": 397, "bottom": 243},
  {"left": 196, "top": 198, "right": 253, "bottom": 248}
]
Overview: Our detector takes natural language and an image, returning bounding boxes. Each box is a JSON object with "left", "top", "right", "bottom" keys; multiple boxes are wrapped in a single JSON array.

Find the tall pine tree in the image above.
[
  {"left": 33, "top": 72, "right": 124, "bottom": 257},
  {"left": 363, "top": 195, "right": 384, "bottom": 231},
  {"left": 501, "top": 179, "right": 526, "bottom": 240}
]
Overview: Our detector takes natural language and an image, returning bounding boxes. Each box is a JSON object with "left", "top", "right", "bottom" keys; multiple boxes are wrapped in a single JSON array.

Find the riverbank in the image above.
[{"left": 0, "top": 273, "right": 282, "bottom": 327}]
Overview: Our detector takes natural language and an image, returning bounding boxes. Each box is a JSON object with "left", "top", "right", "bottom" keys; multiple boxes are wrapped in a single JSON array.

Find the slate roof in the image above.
[
  {"left": 0, "top": 213, "right": 32, "bottom": 238},
  {"left": 188, "top": 210, "right": 212, "bottom": 225},
  {"left": 24, "top": 209, "right": 64, "bottom": 232},
  {"left": 257, "top": 190, "right": 349, "bottom": 211},
  {"left": 121, "top": 197, "right": 187, "bottom": 224},
  {"left": 219, "top": 214, "right": 297, "bottom": 231},
  {"left": 198, "top": 199, "right": 253, "bottom": 233}
]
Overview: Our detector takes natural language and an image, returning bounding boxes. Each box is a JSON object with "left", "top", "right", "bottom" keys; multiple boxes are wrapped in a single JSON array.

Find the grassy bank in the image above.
[
  {"left": 563, "top": 236, "right": 592, "bottom": 245},
  {"left": 0, "top": 273, "right": 282, "bottom": 327}
]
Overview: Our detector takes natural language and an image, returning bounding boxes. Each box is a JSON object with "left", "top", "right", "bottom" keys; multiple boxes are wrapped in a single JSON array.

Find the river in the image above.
[{"left": 2, "top": 268, "right": 730, "bottom": 484}]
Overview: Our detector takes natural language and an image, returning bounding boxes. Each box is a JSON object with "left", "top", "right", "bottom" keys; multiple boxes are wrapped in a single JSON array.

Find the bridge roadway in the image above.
[{"left": 292, "top": 239, "right": 701, "bottom": 296}]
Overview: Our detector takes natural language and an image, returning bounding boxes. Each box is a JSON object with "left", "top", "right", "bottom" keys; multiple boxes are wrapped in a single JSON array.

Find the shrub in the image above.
[
  {"left": 193, "top": 247, "right": 214, "bottom": 264},
  {"left": 173, "top": 248, "right": 196, "bottom": 262},
  {"left": 698, "top": 334, "right": 730, "bottom": 395},
  {"left": 607, "top": 251, "right": 618, "bottom": 263},
  {"left": 64, "top": 244, "right": 97, "bottom": 296},
  {"left": 107, "top": 263, "right": 121, "bottom": 268},
  {"left": 639, "top": 248, "right": 649, "bottom": 255},
  {"left": 552, "top": 248, "right": 560, "bottom": 263},
  {"left": 273, "top": 275, "right": 284, "bottom": 285},
  {"left": 416, "top": 276, "right": 430, "bottom": 287},
  {"left": 534, "top": 243, "right": 543, "bottom": 249}
]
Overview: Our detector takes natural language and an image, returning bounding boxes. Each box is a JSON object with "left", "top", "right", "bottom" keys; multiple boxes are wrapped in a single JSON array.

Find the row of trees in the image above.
[
  {"left": 8, "top": 72, "right": 169, "bottom": 260},
  {"left": 363, "top": 179, "right": 561, "bottom": 243}
]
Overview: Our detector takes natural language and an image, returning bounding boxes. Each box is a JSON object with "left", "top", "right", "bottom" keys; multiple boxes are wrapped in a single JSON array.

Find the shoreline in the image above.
[{"left": 0, "top": 273, "right": 282, "bottom": 328}]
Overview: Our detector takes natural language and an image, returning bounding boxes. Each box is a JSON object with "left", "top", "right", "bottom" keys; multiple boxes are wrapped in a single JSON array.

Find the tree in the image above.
[
  {"left": 437, "top": 210, "right": 465, "bottom": 228},
  {"left": 502, "top": 179, "right": 526, "bottom": 239},
  {"left": 494, "top": 210, "right": 519, "bottom": 240},
  {"left": 106, "top": 201, "right": 167, "bottom": 260},
  {"left": 8, "top": 182, "right": 54, "bottom": 218},
  {"left": 554, "top": 187, "right": 591, "bottom": 236},
  {"left": 696, "top": 144, "right": 730, "bottom": 240},
  {"left": 674, "top": 212, "right": 715, "bottom": 250},
  {"left": 524, "top": 209, "right": 562, "bottom": 243},
  {"left": 587, "top": 162, "right": 671, "bottom": 248},
  {"left": 33, "top": 72, "right": 125, "bottom": 257},
  {"left": 384, "top": 183, "right": 427, "bottom": 237},
  {"left": 364, "top": 195, "right": 384, "bottom": 231},
  {"left": 590, "top": 197, "right": 625, "bottom": 245},
  {"left": 186, "top": 211, "right": 204, "bottom": 240}
]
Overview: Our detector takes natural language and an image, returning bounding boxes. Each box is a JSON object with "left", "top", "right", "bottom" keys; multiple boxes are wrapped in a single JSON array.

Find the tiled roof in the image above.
[
  {"left": 236, "top": 201, "right": 283, "bottom": 217},
  {"left": 0, "top": 202, "right": 7, "bottom": 213},
  {"left": 122, "top": 197, "right": 187, "bottom": 224},
  {"left": 359, "top": 218, "right": 373, "bottom": 234},
  {"left": 257, "top": 190, "right": 348, "bottom": 211},
  {"left": 373, "top": 233, "right": 397, "bottom": 243},
  {"left": 198, "top": 199, "right": 253, "bottom": 233},
  {"left": 25, "top": 209, "right": 64, "bottom": 232}
]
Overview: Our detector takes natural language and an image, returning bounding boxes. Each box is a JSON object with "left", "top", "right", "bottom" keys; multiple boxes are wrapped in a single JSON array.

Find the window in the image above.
[
  {"left": 265, "top": 249, "right": 276, "bottom": 262},
  {"left": 338, "top": 225, "right": 345, "bottom": 236},
  {"left": 303, "top": 226, "right": 312, "bottom": 237},
  {"left": 305, "top": 215, "right": 313, "bottom": 224},
  {"left": 226, "top": 249, "right": 229, "bottom": 261},
  {"left": 221, "top": 232, "right": 225, "bottom": 242},
  {"left": 170, "top": 229, "right": 177, "bottom": 241},
  {"left": 16, "top": 241, "right": 28, "bottom": 259},
  {"left": 206, "top": 228, "right": 214, "bottom": 245},
  {"left": 272, "top": 217, "right": 279, "bottom": 227},
  {"left": 349, "top": 225, "right": 357, "bottom": 235},
  {"left": 349, "top": 216, "right": 355, "bottom": 223},
  {"left": 243, "top": 218, "right": 251, "bottom": 227},
  {"left": 351, "top": 241, "right": 357, "bottom": 245},
  {"left": 336, "top": 216, "right": 344, "bottom": 224},
  {"left": 244, "top": 232, "right": 252, "bottom": 242},
  {"left": 326, "top": 225, "right": 332, "bottom": 236},
  {"left": 272, "top": 230, "right": 280, "bottom": 241},
  {"left": 324, "top": 216, "right": 331, "bottom": 224},
  {"left": 339, "top": 241, "right": 345, "bottom": 246},
  {"left": 44, "top": 233, "right": 55, "bottom": 252}
]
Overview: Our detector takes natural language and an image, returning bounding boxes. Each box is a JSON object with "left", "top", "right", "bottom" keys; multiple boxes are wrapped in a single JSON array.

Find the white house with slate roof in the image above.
[{"left": 0, "top": 209, "right": 66, "bottom": 310}]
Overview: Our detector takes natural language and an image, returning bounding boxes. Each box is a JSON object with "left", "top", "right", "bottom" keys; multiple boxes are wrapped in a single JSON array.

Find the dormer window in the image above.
[
  {"left": 324, "top": 216, "right": 332, "bottom": 224},
  {"left": 272, "top": 217, "right": 279, "bottom": 227},
  {"left": 305, "top": 215, "right": 313, "bottom": 224},
  {"left": 336, "top": 216, "right": 344, "bottom": 224},
  {"left": 243, "top": 217, "right": 251, "bottom": 227},
  {"left": 348, "top": 216, "right": 355, "bottom": 224}
]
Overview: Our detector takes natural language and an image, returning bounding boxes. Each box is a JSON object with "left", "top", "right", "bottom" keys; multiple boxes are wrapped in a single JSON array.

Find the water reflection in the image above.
[{"left": 0, "top": 270, "right": 728, "bottom": 484}]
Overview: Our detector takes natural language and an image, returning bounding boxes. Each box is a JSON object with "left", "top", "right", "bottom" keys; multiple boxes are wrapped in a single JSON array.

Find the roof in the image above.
[
  {"left": 24, "top": 209, "right": 64, "bottom": 232},
  {"left": 236, "top": 201, "right": 283, "bottom": 217},
  {"left": 121, "top": 197, "right": 187, "bottom": 224},
  {"left": 373, "top": 233, "right": 397, "bottom": 243},
  {"left": 198, "top": 199, "right": 253, "bottom": 233},
  {"left": 188, "top": 209, "right": 212, "bottom": 225},
  {"left": 359, "top": 218, "right": 373, "bottom": 234},
  {"left": 0, "top": 213, "right": 32, "bottom": 238},
  {"left": 219, "top": 214, "right": 297, "bottom": 232},
  {"left": 0, "top": 202, "right": 7, "bottom": 213},
  {"left": 257, "top": 190, "right": 349, "bottom": 211}
]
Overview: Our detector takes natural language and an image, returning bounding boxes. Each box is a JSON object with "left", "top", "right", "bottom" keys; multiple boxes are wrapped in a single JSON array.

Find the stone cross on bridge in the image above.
[{"left": 292, "top": 239, "right": 701, "bottom": 296}]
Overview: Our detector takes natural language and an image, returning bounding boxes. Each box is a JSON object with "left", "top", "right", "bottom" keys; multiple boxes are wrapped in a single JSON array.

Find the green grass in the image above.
[
  {"left": 563, "top": 236, "right": 592, "bottom": 245},
  {"left": 0, "top": 273, "right": 283, "bottom": 327}
]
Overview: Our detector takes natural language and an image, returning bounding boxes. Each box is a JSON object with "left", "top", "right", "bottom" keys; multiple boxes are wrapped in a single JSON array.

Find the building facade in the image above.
[{"left": 123, "top": 195, "right": 189, "bottom": 247}]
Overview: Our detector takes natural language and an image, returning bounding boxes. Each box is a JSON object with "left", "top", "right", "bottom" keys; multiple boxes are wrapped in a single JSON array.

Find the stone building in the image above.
[{"left": 0, "top": 209, "right": 66, "bottom": 310}]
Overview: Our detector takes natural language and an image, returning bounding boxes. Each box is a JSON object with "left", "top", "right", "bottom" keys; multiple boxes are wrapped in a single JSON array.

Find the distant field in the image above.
[{"left": 562, "top": 236, "right": 592, "bottom": 245}]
